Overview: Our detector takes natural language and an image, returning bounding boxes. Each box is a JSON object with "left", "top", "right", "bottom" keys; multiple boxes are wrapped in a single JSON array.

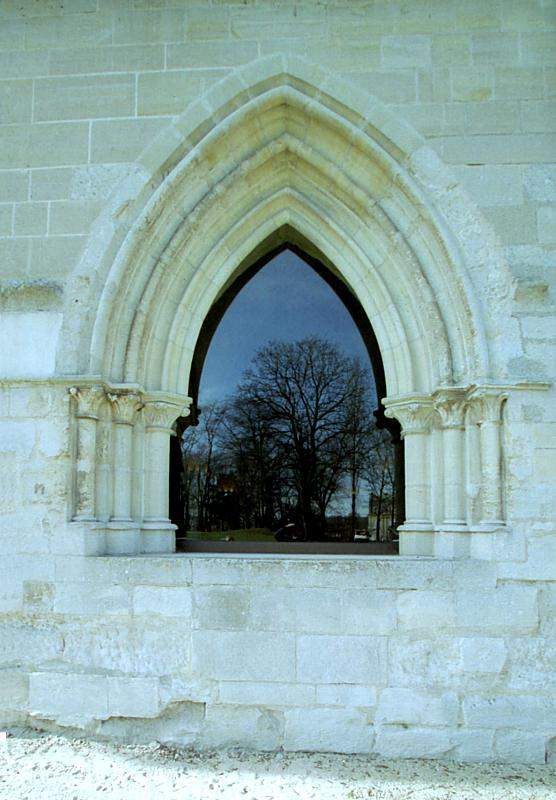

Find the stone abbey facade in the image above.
[{"left": 0, "top": 0, "right": 555, "bottom": 762}]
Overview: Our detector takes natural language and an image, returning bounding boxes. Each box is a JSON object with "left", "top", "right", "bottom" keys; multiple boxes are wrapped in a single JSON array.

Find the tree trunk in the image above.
[
  {"left": 390, "top": 483, "right": 395, "bottom": 528},
  {"left": 349, "top": 455, "right": 357, "bottom": 542},
  {"left": 169, "top": 429, "right": 184, "bottom": 533},
  {"left": 375, "top": 472, "right": 385, "bottom": 541},
  {"left": 394, "top": 438, "right": 405, "bottom": 528},
  {"left": 349, "top": 487, "right": 356, "bottom": 541}
]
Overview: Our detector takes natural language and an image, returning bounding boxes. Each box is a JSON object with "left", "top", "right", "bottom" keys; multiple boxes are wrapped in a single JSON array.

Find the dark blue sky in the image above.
[{"left": 199, "top": 250, "right": 376, "bottom": 403}]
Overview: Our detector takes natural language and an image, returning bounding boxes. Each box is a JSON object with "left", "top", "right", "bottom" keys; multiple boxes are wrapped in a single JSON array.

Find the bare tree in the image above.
[
  {"left": 180, "top": 337, "right": 391, "bottom": 541},
  {"left": 221, "top": 394, "right": 283, "bottom": 528},
  {"left": 180, "top": 403, "right": 226, "bottom": 531},
  {"left": 343, "top": 358, "right": 373, "bottom": 541},
  {"left": 236, "top": 337, "right": 374, "bottom": 538},
  {"left": 362, "top": 428, "right": 395, "bottom": 541}
]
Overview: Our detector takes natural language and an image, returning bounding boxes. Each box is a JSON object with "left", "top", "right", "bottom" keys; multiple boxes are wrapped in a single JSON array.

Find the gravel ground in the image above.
[{"left": 1, "top": 733, "right": 555, "bottom": 800}]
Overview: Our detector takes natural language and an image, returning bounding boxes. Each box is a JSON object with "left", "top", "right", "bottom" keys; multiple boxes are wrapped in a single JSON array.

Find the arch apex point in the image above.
[{"left": 236, "top": 52, "right": 287, "bottom": 84}]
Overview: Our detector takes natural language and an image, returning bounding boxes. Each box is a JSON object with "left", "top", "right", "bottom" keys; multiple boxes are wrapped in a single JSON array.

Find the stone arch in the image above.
[{"left": 60, "top": 55, "right": 521, "bottom": 557}]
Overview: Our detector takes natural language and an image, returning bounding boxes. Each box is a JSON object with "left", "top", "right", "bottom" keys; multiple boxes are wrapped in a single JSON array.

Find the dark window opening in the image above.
[{"left": 169, "top": 237, "right": 404, "bottom": 555}]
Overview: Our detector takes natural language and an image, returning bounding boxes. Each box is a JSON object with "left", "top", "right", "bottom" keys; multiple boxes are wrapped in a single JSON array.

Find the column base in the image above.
[
  {"left": 397, "top": 525, "right": 435, "bottom": 556},
  {"left": 105, "top": 521, "right": 141, "bottom": 555},
  {"left": 439, "top": 521, "right": 468, "bottom": 531},
  {"left": 141, "top": 521, "right": 176, "bottom": 553},
  {"left": 476, "top": 520, "right": 506, "bottom": 531}
]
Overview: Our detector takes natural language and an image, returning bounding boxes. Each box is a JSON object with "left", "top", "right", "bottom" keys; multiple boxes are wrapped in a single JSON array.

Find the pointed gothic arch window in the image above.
[
  {"left": 169, "top": 239, "right": 404, "bottom": 554},
  {"left": 63, "top": 61, "right": 517, "bottom": 560}
]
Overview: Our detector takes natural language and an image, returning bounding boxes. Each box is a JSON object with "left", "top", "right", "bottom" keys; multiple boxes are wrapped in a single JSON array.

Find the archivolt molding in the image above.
[
  {"left": 57, "top": 54, "right": 522, "bottom": 400},
  {"left": 56, "top": 55, "right": 531, "bottom": 557}
]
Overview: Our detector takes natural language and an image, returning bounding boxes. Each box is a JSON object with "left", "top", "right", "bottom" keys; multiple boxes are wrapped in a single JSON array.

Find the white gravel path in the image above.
[{"left": 1, "top": 733, "right": 555, "bottom": 800}]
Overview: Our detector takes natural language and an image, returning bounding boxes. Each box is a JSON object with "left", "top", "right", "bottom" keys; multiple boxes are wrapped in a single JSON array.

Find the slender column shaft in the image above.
[
  {"left": 480, "top": 418, "right": 504, "bottom": 524},
  {"left": 442, "top": 425, "right": 466, "bottom": 524},
  {"left": 393, "top": 439, "right": 405, "bottom": 528},
  {"left": 469, "top": 390, "right": 507, "bottom": 527},
  {"left": 75, "top": 416, "right": 97, "bottom": 521},
  {"left": 69, "top": 386, "right": 104, "bottom": 521},
  {"left": 108, "top": 392, "right": 142, "bottom": 522},
  {"left": 131, "top": 421, "right": 145, "bottom": 522},
  {"left": 96, "top": 415, "right": 113, "bottom": 521},
  {"left": 140, "top": 398, "right": 191, "bottom": 554},
  {"left": 465, "top": 414, "right": 481, "bottom": 526},
  {"left": 144, "top": 426, "right": 172, "bottom": 522},
  {"left": 112, "top": 422, "right": 134, "bottom": 520},
  {"left": 434, "top": 391, "right": 467, "bottom": 529},
  {"left": 385, "top": 399, "right": 434, "bottom": 531},
  {"left": 404, "top": 431, "right": 430, "bottom": 525},
  {"left": 430, "top": 427, "right": 444, "bottom": 525}
]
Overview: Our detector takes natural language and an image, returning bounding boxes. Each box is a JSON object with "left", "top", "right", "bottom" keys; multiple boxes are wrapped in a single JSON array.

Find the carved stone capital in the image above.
[
  {"left": 433, "top": 389, "right": 467, "bottom": 430},
  {"left": 107, "top": 391, "right": 143, "bottom": 425},
  {"left": 468, "top": 389, "right": 507, "bottom": 426},
  {"left": 384, "top": 397, "right": 434, "bottom": 436},
  {"left": 142, "top": 400, "right": 186, "bottom": 431},
  {"left": 69, "top": 385, "right": 105, "bottom": 419}
]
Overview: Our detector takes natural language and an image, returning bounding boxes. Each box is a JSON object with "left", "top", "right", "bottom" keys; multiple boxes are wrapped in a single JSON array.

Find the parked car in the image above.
[{"left": 274, "top": 522, "right": 305, "bottom": 541}]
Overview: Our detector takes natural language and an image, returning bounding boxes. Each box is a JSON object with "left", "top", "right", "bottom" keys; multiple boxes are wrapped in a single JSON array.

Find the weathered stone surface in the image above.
[
  {"left": 297, "top": 635, "right": 388, "bottom": 685},
  {"left": 341, "top": 590, "right": 398, "bottom": 635},
  {"left": 199, "top": 704, "right": 283, "bottom": 750},
  {"left": 376, "top": 689, "right": 459, "bottom": 727},
  {"left": 494, "top": 730, "right": 548, "bottom": 764},
  {"left": 0, "top": 0, "right": 555, "bottom": 763},
  {"left": 498, "top": 536, "right": 556, "bottom": 581},
  {"left": 133, "top": 586, "right": 192, "bottom": 618},
  {"left": 100, "top": 700, "right": 205, "bottom": 746},
  {"left": 23, "top": 581, "right": 54, "bottom": 612},
  {"left": 316, "top": 684, "right": 377, "bottom": 708},
  {"left": 61, "top": 620, "right": 191, "bottom": 676},
  {"left": 388, "top": 637, "right": 462, "bottom": 689},
  {"left": 107, "top": 676, "right": 160, "bottom": 718},
  {"left": 375, "top": 727, "right": 453, "bottom": 759},
  {"left": 192, "top": 630, "right": 295, "bottom": 682},
  {"left": 452, "top": 729, "right": 495, "bottom": 762},
  {"left": 284, "top": 707, "right": 373, "bottom": 753},
  {"left": 505, "top": 636, "right": 556, "bottom": 692},
  {"left": 59, "top": 556, "right": 192, "bottom": 587},
  {"left": 29, "top": 672, "right": 108, "bottom": 724},
  {"left": 373, "top": 560, "right": 455, "bottom": 591},
  {"left": 55, "top": 583, "right": 131, "bottom": 616},
  {"left": 397, "top": 591, "right": 455, "bottom": 632},
  {"left": 34, "top": 75, "right": 135, "bottom": 122},
  {"left": 459, "top": 637, "right": 507, "bottom": 674},
  {"left": 463, "top": 695, "right": 556, "bottom": 731},
  {"left": 249, "top": 587, "right": 343, "bottom": 634},
  {"left": 0, "top": 620, "right": 63, "bottom": 667},
  {"left": 219, "top": 681, "right": 314, "bottom": 707},
  {"left": 0, "top": 670, "right": 28, "bottom": 710},
  {"left": 455, "top": 587, "right": 538, "bottom": 634},
  {"left": 193, "top": 586, "right": 250, "bottom": 630}
]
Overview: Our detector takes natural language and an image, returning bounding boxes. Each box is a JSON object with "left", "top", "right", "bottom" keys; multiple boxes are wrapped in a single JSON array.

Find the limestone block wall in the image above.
[
  {"left": 0, "top": 0, "right": 554, "bottom": 318},
  {"left": 0, "top": 381, "right": 555, "bottom": 762},
  {"left": 0, "top": 0, "right": 555, "bottom": 763},
  {"left": 1, "top": 548, "right": 555, "bottom": 763}
]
